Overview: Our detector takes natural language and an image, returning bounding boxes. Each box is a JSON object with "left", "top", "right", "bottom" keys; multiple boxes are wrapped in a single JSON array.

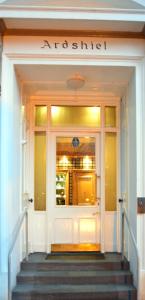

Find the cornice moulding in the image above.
[
  {"left": 0, "top": 6, "right": 145, "bottom": 13},
  {"left": 0, "top": 8, "right": 145, "bottom": 22}
]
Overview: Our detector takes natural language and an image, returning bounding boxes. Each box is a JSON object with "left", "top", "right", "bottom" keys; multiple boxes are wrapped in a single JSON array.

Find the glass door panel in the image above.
[
  {"left": 34, "top": 132, "right": 46, "bottom": 210},
  {"left": 51, "top": 106, "right": 101, "bottom": 127},
  {"left": 56, "top": 136, "right": 96, "bottom": 206}
]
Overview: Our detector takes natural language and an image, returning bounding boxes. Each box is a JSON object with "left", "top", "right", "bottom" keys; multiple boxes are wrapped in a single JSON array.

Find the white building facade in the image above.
[{"left": 0, "top": 1, "right": 145, "bottom": 299}]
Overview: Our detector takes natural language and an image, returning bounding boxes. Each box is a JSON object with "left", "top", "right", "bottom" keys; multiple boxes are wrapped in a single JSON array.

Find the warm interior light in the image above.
[
  {"left": 83, "top": 156, "right": 92, "bottom": 170},
  {"left": 41, "top": 106, "right": 47, "bottom": 115},
  {"left": 92, "top": 107, "right": 100, "bottom": 113},
  {"left": 59, "top": 156, "right": 69, "bottom": 168},
  {"left": 80, "top": 219, "right": 96, "bottom": 234},
  {"left": 90, "top": 106, "right": 101, "bottom": 119},
  {"left": 51, "top": 106, "right": 60, "bottom": 116},
  {"left": 35, "top": 105, "right": 47, "bottom": 126},
  {"left": 21, "top": 105, "right": 25, "bottom": 119},
  {"left": 51, "top": 106, "right": 101, "bottom": 127}
]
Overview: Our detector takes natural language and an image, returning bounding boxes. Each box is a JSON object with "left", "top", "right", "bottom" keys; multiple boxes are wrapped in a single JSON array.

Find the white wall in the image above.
[
  {"left": 137, "top": 57, "right": 145, "bottom": 300},
  {"left": 0, "top": 35, "right": 3, "bottom": 300},
  {"left": 126, "top": 70, "right": 138, "bottom": 285},
  {"left": 120, "top": 70, "right": 138, "bottom": 284},
  {"left": 0, "top": 55, "right": 22, "bottom": 300},
  {"left": 120, "top": 63, "right": 145, "bottom": 299}
]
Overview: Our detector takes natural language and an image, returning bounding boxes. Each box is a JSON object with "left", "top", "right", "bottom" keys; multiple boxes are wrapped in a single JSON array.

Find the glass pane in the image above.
[
  {"left": 56, "top": 137, "right": 96, "bottom": 206},
  {"left": 34, "top": 132, "right": 46, "bottom": 210},
  {"left": 51, "top": 106, "right": 100, "bottom": 127},
  {"left": 105, "top": 133, "right": 117, "bottom": 211},
  {"left": 35, "top": 105, "right": 47, "bottom": 126},
  {"left": 105, "top": 106, "right": 116, "bottom": 127}
]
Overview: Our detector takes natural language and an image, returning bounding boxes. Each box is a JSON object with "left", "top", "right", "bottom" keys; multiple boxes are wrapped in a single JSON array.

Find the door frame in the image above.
[
  {"left": 47, "top": 131, "right": 101, "bottom": 250},
  {"left": 27, "top": 94, "right": 120, "bottom": 253}
]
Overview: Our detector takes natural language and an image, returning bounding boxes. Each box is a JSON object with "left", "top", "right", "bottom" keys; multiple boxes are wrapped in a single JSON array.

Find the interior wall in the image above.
[{"left": 0, "top": 56, "right": 22, "bottom": 299}]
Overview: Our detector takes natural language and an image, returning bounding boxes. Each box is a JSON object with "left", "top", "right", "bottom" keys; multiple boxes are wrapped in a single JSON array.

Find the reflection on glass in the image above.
[
  {"left": 105, "top": 133, "right": 117, "bottom": 211},
  {"left": 105, "top": 106, "right": 116, "bottom": 127},
  {"left": 35, "top": 105, "right": 47, "bottom": 126},
  {"left": 51, "top": 106, "right": 101, "bottom": 127},
  {"left": 34, "top": 132, "right": 46, "bottom": 210},
  {"left": 56, "top": 137, "right": 96, "bottom": 206}
]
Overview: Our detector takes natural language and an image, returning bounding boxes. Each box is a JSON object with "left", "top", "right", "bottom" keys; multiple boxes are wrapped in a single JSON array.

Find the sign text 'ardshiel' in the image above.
[{"left": 41, "top": 39, "right": 107, "bottom": 51}]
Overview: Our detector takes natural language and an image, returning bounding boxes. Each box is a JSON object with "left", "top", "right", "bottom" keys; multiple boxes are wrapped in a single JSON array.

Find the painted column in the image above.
[{"left": 0, "top": 54, "right": 21, "bottom": 299}]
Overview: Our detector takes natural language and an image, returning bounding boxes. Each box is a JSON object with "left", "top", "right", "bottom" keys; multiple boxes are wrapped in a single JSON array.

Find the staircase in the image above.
[{"left": 12, "top": 252, "right": 137, "bottom": 300}]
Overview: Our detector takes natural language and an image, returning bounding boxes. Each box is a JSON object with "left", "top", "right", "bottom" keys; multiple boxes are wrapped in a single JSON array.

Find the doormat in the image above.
[{"left": 51, "top": 243, "right": 100, "bottom": 253}]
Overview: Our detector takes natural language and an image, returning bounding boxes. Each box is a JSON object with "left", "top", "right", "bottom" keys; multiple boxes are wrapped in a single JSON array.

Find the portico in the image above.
[{"left": 0, "top": 1, "right": 145, "bottom": 299}]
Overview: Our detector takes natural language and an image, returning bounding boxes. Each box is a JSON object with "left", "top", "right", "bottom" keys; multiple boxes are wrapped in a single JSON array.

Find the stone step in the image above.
[
  {"left": 12, "top": 253, "right": 136, "bottom": 300},
  {"left": 17, "top": 269, "right": 133, "bottom": 285},
  {"left": 21, "top": 260, "right": 129, "bottom": 271},
  {"left": 12, "top": 283, "right": 137, "bottom": 300},
  {"left": 45, "top": 252, "right": 105, "bottom": 260}
]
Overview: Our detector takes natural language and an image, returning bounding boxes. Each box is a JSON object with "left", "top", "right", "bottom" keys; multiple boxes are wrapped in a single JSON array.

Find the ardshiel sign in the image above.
[
  {"left": 41, "top": 39, "right": 107, "bottom": 52},
  {"left": 3, "top": 36, "right": 145, "bottom": 58}
]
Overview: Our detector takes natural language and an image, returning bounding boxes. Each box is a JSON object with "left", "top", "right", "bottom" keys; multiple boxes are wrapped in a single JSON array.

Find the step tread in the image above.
[
  {"left": 22, "top": 260, "right": 126, "bottom": 265},
  {"left": 24, "top": 252, "right": 123, "bottom": 263},
  {"left": 18, "top": 270, "right": 132, "bottom": 277},
  {"left": 13, "top": 283, "right": 136, "bottom": 294}
]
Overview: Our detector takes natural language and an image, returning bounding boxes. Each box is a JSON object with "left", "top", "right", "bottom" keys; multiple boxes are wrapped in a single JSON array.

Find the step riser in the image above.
[
  {"left": 12, "top": 290, "right": 137, "bottom": 300},
  {"left": 21, "top": 262, "right": 129, "bottom": 272},
  {"left": 17, "top": 275, "right": 133, "bottom": 285}
]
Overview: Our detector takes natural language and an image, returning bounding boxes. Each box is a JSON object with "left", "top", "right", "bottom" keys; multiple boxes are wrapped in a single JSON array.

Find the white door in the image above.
[{"left": 47, "top": 132, "right": 101, "bottom": 252}]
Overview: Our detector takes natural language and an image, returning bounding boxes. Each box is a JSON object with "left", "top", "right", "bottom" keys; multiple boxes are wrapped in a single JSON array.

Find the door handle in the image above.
[
  {"left": 28, "top": 198, "right": 33, "bottom": 203},
  {"left": 92, "top": 211, "right": 99, "bottom": 216}
]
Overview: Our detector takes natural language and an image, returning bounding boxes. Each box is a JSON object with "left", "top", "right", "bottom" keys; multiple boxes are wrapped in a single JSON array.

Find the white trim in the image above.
[
  {"left": 136, "top": 62, "right": 144, "bottom": 197},
  {"left": 28, "top": 97, "right": 119, "bottom": 252},
  {"left": 1, "top": 7, "right": 145, "bottom": 21}
]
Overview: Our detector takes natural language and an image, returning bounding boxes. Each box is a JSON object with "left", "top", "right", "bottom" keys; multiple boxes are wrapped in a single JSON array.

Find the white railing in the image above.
[
  {"left": 8, "top": 207, "right": 28, "bottom": 300},
  {"left": 119, "top": 199, "right": 140, "bottom": 300}
]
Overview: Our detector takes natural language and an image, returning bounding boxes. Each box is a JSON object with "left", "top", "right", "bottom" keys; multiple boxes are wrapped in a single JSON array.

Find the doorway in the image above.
[
  {"left": 17, "top": 54, "right": 129, "bottom": 254},
  {"left": 49, "top": 133, "right": 101, "bottom": 252},
  {"left": 28, "top": 101, "right": 119, "bottom": 253}
]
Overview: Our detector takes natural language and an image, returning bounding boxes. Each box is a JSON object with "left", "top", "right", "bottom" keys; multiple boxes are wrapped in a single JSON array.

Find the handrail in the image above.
[
  {"left": 8, "top": 207, "right": 28, "bottom": 300},
  {"left": 120, "top": 204, "right": 140, "bottom": 300}
]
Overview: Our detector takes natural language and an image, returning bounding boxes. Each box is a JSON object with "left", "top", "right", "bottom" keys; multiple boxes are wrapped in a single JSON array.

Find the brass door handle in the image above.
[{"left": 92, "top": 211, "right": 99, "bottom": 216}]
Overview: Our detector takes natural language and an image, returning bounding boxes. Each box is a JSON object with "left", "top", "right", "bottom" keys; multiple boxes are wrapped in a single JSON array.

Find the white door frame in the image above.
[
  {"left": 29, "top": 96, "right": 120, "bottom": 253},
  {"left": 47, "top": 131, "right": 101, "bottom": 251}
]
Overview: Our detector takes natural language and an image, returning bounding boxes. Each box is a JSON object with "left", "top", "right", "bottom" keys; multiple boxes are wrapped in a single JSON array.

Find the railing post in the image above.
[
  {"left": 122, "top": 211, "right": 125, "bottom": 260},
  {"left": 25, "top": 210, "right": 28, "bottom": 261},
  {"left": 119, "top": 198, "right": 124, "bottom": 259},
  {"left": 8, "top": 208, "right": 29, "bottom": 300},
  {"left": 8, "top": 255, "right": 11, "bottom": 300}
]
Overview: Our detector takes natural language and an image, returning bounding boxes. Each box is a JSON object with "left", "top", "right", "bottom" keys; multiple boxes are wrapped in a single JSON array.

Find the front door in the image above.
[
  {"left": 47, "top": 133, "right": 101, "bottom": 252},
  {"left": 28, "top": 103, "right": 118, "bottom": 253}
]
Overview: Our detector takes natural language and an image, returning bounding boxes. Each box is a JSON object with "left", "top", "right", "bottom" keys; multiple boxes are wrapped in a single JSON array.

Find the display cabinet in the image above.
[{"left": 56, "top": 172, "right": 68, "bottom": 205}]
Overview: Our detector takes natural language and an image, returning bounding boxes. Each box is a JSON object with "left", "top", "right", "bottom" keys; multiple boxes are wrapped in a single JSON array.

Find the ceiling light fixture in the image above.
[{"left": 66, "top": 74, "right": 85, "bottom": 90}]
